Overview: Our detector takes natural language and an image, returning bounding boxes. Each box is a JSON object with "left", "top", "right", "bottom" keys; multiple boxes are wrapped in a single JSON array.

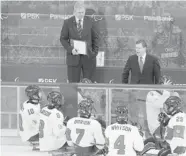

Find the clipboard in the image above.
[{"left": 70, "top": 39, "right": 87, "bottom": 55}]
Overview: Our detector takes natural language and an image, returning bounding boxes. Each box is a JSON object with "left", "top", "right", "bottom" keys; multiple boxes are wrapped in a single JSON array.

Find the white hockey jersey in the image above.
[
  {"left": 39, "top": 106, "right": 66, "bottom": 151},
  {"left": 19, "top": 100, "right": 40, "bottom": 142},
  {"left": 66, "top": 117, "right": 105, "bottom": 149},
  {"left": 105, "top": 123, "right": 144, "bottom": 156},
  {"left": 165, "top": 112, "right": 186, "bottom": 155}
]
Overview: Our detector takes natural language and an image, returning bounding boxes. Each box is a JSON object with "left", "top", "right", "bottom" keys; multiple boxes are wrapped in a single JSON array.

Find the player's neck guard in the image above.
[
  {"left": 27, "top": 100, "right": 39, "bottom": 105},
  {"left": 116, "top": 116, "right": 128, "bottom": 124},
  {"left": 155, "top": 90, "right": 163, "bottom": 95},
  {"left": 47, "top": 105, "right": 55, "bottom": 109},
  {"left": 117, "top": 122, "right": 127, "bottom": 124},
  {"left": 80, "top": 114, "right": 91, "bottom": 119}
]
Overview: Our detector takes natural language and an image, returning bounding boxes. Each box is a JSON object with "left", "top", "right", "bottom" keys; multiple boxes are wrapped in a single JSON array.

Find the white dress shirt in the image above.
[{"left": 138, "top": 53, "right": 146, "bottom": 64}]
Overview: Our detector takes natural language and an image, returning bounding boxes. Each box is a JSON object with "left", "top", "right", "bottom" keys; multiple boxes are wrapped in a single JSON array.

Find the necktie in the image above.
[
  {"left": 139, "top": 56, "right": 144, "bottom": 72},
  {"left": 77, "top": 19, "right": 82, "bottom": 36}
]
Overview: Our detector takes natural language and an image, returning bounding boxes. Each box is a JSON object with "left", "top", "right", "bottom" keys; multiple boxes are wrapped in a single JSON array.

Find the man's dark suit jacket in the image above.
[
  {"left": 122, "top": 54, "right": 161, "bottom": 84},
  {"left": 60, "top": 15, "right": 99, "bottom": 66}
]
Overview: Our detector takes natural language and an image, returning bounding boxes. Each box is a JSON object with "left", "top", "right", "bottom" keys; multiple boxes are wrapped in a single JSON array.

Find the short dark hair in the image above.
[{"left": 136, "top": 39, "right": 147, "bottom": 48}]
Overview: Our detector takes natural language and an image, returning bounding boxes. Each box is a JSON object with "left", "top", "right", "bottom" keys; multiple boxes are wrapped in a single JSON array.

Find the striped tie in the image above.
[{"left": 77, "top": 19, "right": 82, "bottom": 37}]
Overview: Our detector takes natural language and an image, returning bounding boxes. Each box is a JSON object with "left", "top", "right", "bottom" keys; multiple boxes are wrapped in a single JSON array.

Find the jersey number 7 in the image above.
[
  {"left": 114, "top": 135, "right": 126, "bottom": 155},
  {"left": 76, "top": 128, "right": 85, "bottom": 145}
]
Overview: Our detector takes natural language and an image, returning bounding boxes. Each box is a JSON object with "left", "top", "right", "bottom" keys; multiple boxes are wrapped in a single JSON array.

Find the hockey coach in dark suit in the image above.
[
  {"left": 60, "top": 1, "right": 100, "bottom": 83},
  {"left": 122, "top": 39, "right": 161, "bottom": 84}
]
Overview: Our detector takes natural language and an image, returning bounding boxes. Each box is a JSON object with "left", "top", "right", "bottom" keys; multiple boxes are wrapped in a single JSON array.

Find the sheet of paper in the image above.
[
  {"left": 73, "top": 40, "right": 87, "bottom": 55},
  {"left": 96, "top": 51, "right": 105, "bottom": 67}
]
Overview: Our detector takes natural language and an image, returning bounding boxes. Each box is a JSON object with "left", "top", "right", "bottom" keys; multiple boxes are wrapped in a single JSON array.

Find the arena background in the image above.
[
  {"left": 1, "top": 1, "right": 186, "bottom": 154},
  {"left": 1, "top": 1, "right": 186, "bottom": 83}
]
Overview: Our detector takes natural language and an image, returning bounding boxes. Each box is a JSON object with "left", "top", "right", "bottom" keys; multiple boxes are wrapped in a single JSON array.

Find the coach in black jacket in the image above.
[
  {"left": 122, "top": 39, "right": 161, "bottom": 84},
  {"left": 60, "top": 2, "right": 99, "bottom": 83}
]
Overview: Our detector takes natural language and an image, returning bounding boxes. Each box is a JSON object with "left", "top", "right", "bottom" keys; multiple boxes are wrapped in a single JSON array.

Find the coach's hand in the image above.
[{"left": 72, "top": 48, "right": 79, "bottom": 55}]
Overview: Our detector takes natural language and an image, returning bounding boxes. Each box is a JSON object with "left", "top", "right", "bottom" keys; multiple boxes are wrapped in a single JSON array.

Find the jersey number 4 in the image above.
[
  {"left": 39, "top": 119, "right": 45, "bottom": 138},
  {"left": 114, "top": 135, "right": 126, "bottom": 155},
  {"left": 76, "top": 128, "right": 85, "bottom": 145}
]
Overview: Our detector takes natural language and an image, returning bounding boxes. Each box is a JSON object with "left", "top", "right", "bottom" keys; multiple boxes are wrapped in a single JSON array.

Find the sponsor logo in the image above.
[
  {"left": 161, "top": 52, "right": 178, "bottom": 58},
  {"left": 20, "top": 13, "right": 39, "bottom": 19},
  {"left": 144, "top": 16, "right": 173, "bottom": 22},
  {"left": 90, "top": 14, "right": 103, "bottom": 21},
  {"left": 50, "top": 14, "right": 71, "bottom": 20},
  {"left": 115, "top": 14, "right": 134, "bottom": 21},
  {"left": 38, "top": 78, "right": 57, "bottom": 83}
]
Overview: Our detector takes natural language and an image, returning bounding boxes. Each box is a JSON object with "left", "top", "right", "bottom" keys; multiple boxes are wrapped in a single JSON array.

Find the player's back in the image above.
[
  {"left": 67, "top": 117, "right": 105, "bottom": 148},
  {"left": 39, "top": 106, "right": 66, "bottom": 151},
  {"left": 146, "top": 90, "right": 170, "bottom": 134},
  {"left": 19, "top": 100, "right": 40, "bottom": 142},
  {"left": 105, "top": 123, "right": 144, "bottom": 156},
  {"left": 166, "top": 112, "right": 186, "bottom": 152}
]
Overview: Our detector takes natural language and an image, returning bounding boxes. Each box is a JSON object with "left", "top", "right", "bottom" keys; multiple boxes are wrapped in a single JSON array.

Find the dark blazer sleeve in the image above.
[
  {"left": 122, "top": 56, "right": 131, "bottom": 84},
  {"left": 153, "top": 57, "right": 161, "bottom": 84},
  {"left": 60, "top": 19, "right": 73, "bottom": 54},
  {"left": 91, "top": 21, "right": 99, "bottom": 57}
]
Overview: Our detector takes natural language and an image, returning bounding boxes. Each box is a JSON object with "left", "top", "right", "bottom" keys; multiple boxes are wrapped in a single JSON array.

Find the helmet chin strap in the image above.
[{"left": 47, "top": 105, "right": 55, "bottom": 109}]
